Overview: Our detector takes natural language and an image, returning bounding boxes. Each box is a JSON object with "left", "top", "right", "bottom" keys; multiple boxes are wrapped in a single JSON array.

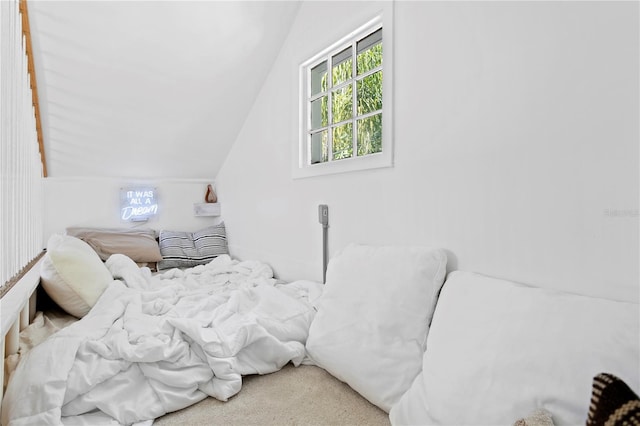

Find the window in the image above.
[{"left": 295, "top": 15, "right": 392, "bottom": 178}]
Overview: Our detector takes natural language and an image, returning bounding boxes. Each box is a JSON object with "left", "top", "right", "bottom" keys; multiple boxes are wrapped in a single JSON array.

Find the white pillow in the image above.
[
  {"left": 305, "top": 244, "right": 447, "bottom": 412},
  {"left": 40, "top": 234, "right": 113, "bottom": 318},
  {"left": 389, "top": 271, "right": 640, "bottom": 425}
]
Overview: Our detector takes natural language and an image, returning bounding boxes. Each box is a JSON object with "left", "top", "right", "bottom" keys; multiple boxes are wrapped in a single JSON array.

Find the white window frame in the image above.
[{"left": 294, "top": 13, "right": 393, "bottom": 179}]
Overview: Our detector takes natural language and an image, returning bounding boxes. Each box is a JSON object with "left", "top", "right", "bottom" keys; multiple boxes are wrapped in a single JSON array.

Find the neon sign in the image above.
[{"left": 120, "top": 187, "right": 158, "bottom": 222}]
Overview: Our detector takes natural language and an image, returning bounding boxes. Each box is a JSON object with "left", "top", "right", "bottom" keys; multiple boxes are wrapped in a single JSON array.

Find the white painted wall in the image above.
[
  {"left": 43, "top": 178, "right": 222, "bottom": 239},
  {"left": 215, "top": 1, "right": 639, "bottom": 302},
  {"left": 29, "top": 1, "right": 301, "bottom": 179}
]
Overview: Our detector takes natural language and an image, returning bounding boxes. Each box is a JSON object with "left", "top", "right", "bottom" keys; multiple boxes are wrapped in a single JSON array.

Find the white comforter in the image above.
[{"left": 2, "top": 255, "right": 322, "bottom": 426}]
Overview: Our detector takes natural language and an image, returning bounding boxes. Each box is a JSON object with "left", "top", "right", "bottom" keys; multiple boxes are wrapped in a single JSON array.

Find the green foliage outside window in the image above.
[{"left": 313, "top": 41, "right": 382, "bottom": 163}]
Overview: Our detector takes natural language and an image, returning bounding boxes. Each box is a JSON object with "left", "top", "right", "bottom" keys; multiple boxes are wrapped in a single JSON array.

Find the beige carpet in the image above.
[{"left": 154, "top": 364, "right": 391, "bottom": 426}]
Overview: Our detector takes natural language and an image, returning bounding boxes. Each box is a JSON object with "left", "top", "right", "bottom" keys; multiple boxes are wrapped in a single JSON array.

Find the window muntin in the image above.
[{"left": 304, "top": 24, "right": 383, "bottom": 167}]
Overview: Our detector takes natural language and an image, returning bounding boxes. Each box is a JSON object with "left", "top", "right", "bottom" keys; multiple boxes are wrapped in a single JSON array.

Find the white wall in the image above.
[
  {"left": 215, "top": 1, "right": 639, "bottom": 302},
  {"left": 44, "top": 178, "right": 222, "bottom": 239}
]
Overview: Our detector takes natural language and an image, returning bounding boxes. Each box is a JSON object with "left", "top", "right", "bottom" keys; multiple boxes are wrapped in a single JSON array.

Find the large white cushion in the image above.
[
  {"left": 305, "top": 244, "right": 447, "bottom": 412},
  {"left": 40, "top": 234, "right": 113, "bottom": 318},
  {"left": 389, "top": 271, "right": 640, "bottom": 425}
]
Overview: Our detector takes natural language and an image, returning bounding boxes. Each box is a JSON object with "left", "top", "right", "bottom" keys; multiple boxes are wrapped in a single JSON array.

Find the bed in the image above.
[
  {"left": 2, "top": 228, "right": 638, "bottom": 426},
  {"left": 1, "top": 225, "right": 327, "bottom": 425},
  {"left": 1, "top": 226, "right": 451, "bottom": 426}
]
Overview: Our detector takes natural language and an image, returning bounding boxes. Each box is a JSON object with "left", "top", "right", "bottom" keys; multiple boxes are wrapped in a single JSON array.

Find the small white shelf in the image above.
[{"left": 194, "top": 202, "right": 221, "bottom": 217}]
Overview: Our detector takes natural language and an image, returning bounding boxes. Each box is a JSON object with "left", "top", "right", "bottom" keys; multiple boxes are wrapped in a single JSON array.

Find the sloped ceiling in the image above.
[{"left": 28, "top": 0, "right": 301, "bottom": 178}]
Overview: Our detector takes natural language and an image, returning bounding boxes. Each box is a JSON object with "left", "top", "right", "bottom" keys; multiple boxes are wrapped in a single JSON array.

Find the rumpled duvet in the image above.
[{"left": 2, "top": 254, "right": 323, "bottom": 426}]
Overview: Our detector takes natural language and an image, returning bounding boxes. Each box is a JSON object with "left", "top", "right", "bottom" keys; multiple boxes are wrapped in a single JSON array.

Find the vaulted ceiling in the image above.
[{"left": 28, "top": 1, "right": 301, "bottom": 178}]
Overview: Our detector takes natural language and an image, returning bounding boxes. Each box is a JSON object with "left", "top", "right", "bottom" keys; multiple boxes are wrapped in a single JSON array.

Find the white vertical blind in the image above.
[{"left": 0, "top": 0, "right": 44, "bottom": 289}]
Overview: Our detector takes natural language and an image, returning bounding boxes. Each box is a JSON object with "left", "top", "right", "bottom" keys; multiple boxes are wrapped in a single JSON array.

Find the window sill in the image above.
[{"left": 292, "top": 151, "right": 393, "bottom": 179}]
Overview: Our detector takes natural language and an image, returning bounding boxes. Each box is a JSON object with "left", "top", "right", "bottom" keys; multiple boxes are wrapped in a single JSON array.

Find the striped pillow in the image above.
[{"left": 157, "top": 223, "right": 228, "bottom": 270}]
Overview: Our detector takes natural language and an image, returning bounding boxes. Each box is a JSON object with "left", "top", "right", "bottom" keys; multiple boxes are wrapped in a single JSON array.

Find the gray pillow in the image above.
[{"left": 157, "top": 223, "right": 228, "bottom": 270}]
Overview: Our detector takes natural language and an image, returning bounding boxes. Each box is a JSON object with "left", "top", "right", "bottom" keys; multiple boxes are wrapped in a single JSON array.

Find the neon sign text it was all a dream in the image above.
[{"left": 121, "top": 189, "right": 158, "bottom": 221}]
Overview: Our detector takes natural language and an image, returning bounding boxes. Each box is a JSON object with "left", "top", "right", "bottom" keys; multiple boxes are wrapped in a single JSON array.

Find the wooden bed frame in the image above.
[{"left": 0, "top": 257, "right": 44, "bottom": 417}]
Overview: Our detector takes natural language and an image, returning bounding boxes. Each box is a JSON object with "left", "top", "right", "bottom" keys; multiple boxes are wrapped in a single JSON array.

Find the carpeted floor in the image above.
[{"left": 154, "top": 363, "right": 391, "bottom": 426}]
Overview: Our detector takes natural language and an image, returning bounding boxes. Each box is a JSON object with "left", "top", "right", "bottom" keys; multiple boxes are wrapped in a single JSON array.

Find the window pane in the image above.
[
  {"left": 332, "top": 47, "right": 352, "bottom": 86},
  {"left": 357, "top": 28, "right": 382, "bottom": 53},
  {"left": 332, "top": 122, "right": 353, "bottom": 160},
  {"left": 357, "top": 35, "right": 382, "bottom": 75},
  {"left": 332, "top": 84, "right": 352, "bottom": 123},
  {"left": 310, "top": 131, "right": 328, "bottom": 164},
  {"left": 357, "top": 71, "right": 382, "bottom": 115},
  {"left": 357, "top": 113, "right": 382, "bottom": 156},
  {"left": 311, "top": 61, "right": 327, "bottom": 96},
  {"left": 311, "top": 96, "right": 328, "bottom": 129}
]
